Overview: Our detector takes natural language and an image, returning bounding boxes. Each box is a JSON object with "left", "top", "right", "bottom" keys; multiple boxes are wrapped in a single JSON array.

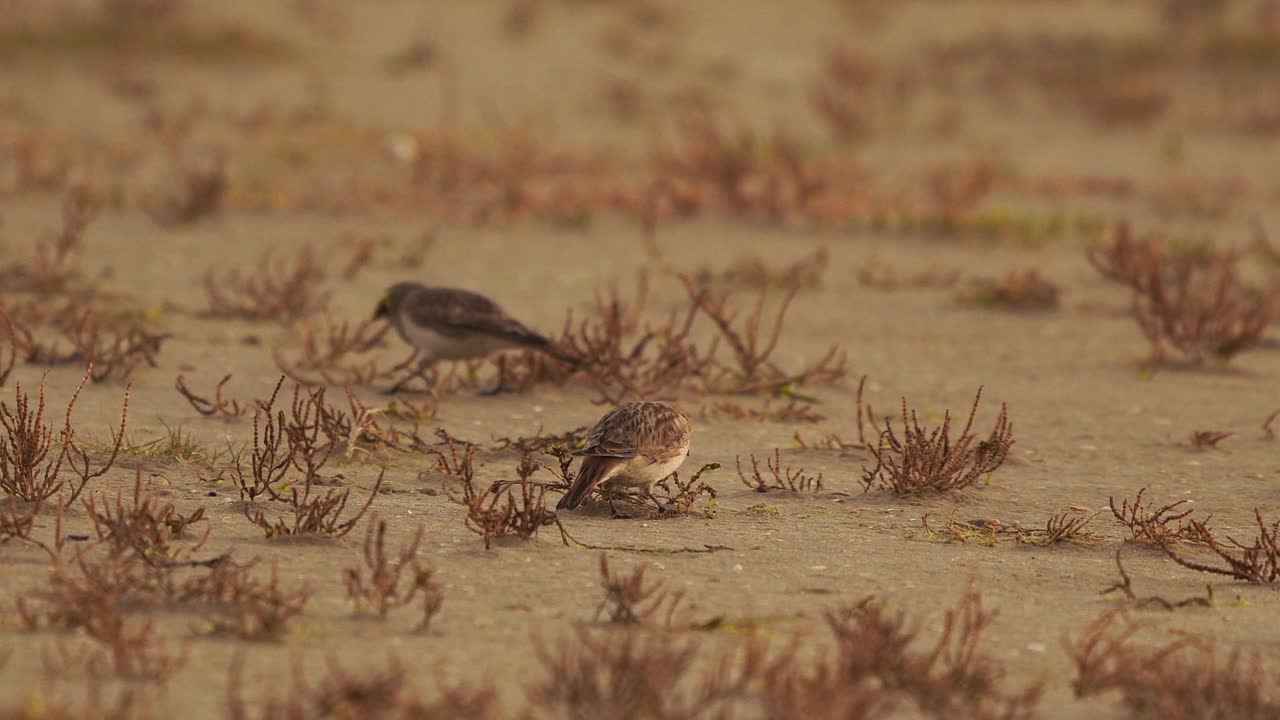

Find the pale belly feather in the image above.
[
  {"left": 399, "top": 320, "right": 516, "bottom": 361},
  {"left": 600, "top": 446, "right": 690, "bottom": 491}
]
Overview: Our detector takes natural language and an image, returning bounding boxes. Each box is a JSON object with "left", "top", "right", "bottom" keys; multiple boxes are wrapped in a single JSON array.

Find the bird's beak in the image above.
[{"left": 373, "top": 297, "right": 390, "bottom": 320}]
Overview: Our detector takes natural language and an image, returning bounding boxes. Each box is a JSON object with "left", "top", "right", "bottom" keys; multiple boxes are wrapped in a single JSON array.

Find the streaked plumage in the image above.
[{"left": 557, "top": 401, "right": 692, "bottom": 512}]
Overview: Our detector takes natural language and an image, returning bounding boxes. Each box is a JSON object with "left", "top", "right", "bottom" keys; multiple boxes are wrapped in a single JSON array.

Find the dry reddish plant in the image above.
[
  {"left": 819, "top": 584, "right": 1042, "bottom": 718},
  {"left": 693, "top": 247, "right": 829, "bottom": 292},
  {"left": 344, "top": 519, "right": 443, "bottom": 629},
  {"left": 232, "top": 379, "right": 383, "bottom": 537},
  {"left": 17, "top": 549, "right": 187, "bottom": 681},
  {"left": 447, "top": 452, "right": 569, "bottom": 549},
  {"left": 536, "top": 581, "right": 1040, "bottom": 720},
  {"left": 957, "top": 269, "right": 1061, "bottom": 310},
  {"left": 273, "top": 314, "right": 409, "bottom": 388},
  {"left": 678, "top": 273, "right": 846, "bottom": 395},
  {"left": 82, "top": 468, "right": 206, "bottom": 560},
  {"left": 1017, "top": 509, "right": 1100, "bottom": 546},
  {"left": 56, "top": 308, "right": 168, "bottom": 382},
  {"left": 1132, "top": 254, "right": 1272, "bottom": 365},
  {"left": 227, "top": 656, "right": 499, "bottom": 720},
  {"left": 338, "top": 232, "right": 378, "bottom": 280},
  {"left": 1263, "top": 408, "right": 1280, "bottom": 439},
  {"left": 0, "top": 495, "right": 39, "bottom": 545},
  {"left": 701, "top": 398, "right": 825, "bottom": 424},
  {"left": 1162, "top": 509, "right": 1280, "bottom": 584},
  {"left": 0, "top": 189, "right": 98, "bottom": 294},
  {"left": 736, "top": 450, "right": 823, "bottom": 493},
  {"left": 184, "top": 560, "right": 310, "bottom": 641},
  {"left": 490, "top": 425, "right": 589, "bottom": 454},
  {"left": 861, "top": 388, "right": 1013, "bottom": 496},
  {"left": 148, "top": 154, "right": 226, "bottom": 226},
  {"left": 857, "top": 260, "right": 961, "bottom": 291},
  {"left": 793, "top": 374, "right": 875, "bottom": 451},
  {"left": 595, "top": 554, "right": 686, "bottom": 626},
  {"left": 1101, "top": 550, "right": 1211, "bottom": 611},
  {"left": 1088, "top": 223, "right": 1272, "bottom": 364},
  {"left": 0, "top": 309, "right": 17, "bottom": 387},
  {"left": 1086, "top": 222, "right": 1175, "bottom": 291},
  {"left": 245, "top": 469, "right": 383, "bottom": 539},
  {"left": 204, "top": 249, "right": 329, "bottom": 322},
  {"left": 1109, "top": 488, "right": 1202, "bottom": 546},
  {"left": 557, "top": 273, "right": 704, "bottom": 403},
  {"left": 652, "top": 462, "right": 720, "bottom": 516},
  {"left": 3, "top": 300, "right": 167, "bottom": 382},
  {"left": 175, "top": 373, "right": 246, "bottom": 418},
  {"left": 647, "top": 114, "right": 830, "bottom": 224},
  {"left": 428, "top": 427, "right": 478, "bottom": 483},
  {"left": 49, "top": 550, "right": 311, "bottom": 642},
  {"left": 531, "top": 628, "right": 744, "bottom": 720},
  {"left": 0, "top": 369, "right": 128, "bottom": 505},
  {"left": 1186, "top": 429, "right": 1232, "bottom": 450},
  {"left": 810, "top": 48, "right": 878, "bottom": 142},
  {"left": 1067, "top": 610, "right": 1278, "bottom": 718}
]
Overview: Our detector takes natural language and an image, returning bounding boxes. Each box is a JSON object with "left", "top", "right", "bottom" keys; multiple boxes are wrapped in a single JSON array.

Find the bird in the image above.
[
  {"left": 373, "top": 282, "right": 576, "bottom": 394},
  {"left": 556, "top": 400, "right": 692, "bottom": 515}
]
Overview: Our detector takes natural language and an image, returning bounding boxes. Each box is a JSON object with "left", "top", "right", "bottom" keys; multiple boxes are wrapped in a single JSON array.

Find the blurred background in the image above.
[{"left": 3, "top": 0, "right": 1280, "bottom": 242}]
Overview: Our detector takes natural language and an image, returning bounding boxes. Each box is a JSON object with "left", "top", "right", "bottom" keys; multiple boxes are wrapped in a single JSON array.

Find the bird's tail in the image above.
[
  {"left": 556, "top": 456, "right": 621, "bottom": 510},
  {"left": 527, "top": 334, "right": 583, "bottom": 369}
]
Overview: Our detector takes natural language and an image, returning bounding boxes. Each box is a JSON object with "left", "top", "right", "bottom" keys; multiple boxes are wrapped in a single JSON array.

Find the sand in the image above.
[{"left": 2, "top": 1, "right": 1280, "bottom": 718}]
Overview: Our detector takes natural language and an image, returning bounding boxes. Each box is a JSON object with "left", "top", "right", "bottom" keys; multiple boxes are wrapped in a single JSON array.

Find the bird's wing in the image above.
[
  {"left": 577, "top": 402, "right": 688, "bottom": 460},
  {"left": 555, "top": 455, "right": 624, "bottom": 510},
  {"left": 404, "top": 286, "right": 551, "bottom": 346}
]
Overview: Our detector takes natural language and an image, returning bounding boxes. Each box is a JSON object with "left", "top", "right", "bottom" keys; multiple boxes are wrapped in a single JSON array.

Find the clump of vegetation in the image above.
[
  {"left": 701, "top": 398, "right": 825, "bottom": 424},
  {"left": 232, "top": 379, "right": 383, "bottom": 538},
  {"left": 1018, "top": 509, "right": 1100, "bottom": 546},
  {"left": 1088, "top": 223, "right": 1272, "bottom": 365},
  {"left": 1068, "top": 610, "right": 1277, "bottom": 718},
  {"left": 0, "top": 369, "right": 128, "bottom": 505},
  {"left": 175, "top": 374, "right": 247, "bottom": 418},
  {"left": 446, "top": 450, "right": 570, "bottom": 549},
  {"left": 344, "top": 519, "right": 443, "bottom": 630},
  {"left": 651, "top": 462, "right": 720, "bottom": 517},
  {"left": 148, "top": 154, "right": 227, "bottom": 226},
  {"left": 227, "top": 656, "right": 499, "bottom": 720},
  {"left": 1100, "top": 551, "right": 1211, "bottom": 611},
  {"left": 82, "top": 468, "right": 207, "bottom": 560},
  {"left": 736, "top": 450, "right": 823, "bottom": 493},
  {"left": 692, "top": 247, "right": 829, "bottom": 291},
  {"left": 0, "top": 189, "right": 98, "bottom": 294},
  {"left": 558, "top": 268, "right": 845, "bottom": 403},
  {"left": 956, "top": 269, "right": 1061, "bottom": 310},
  {"left": 534, "top": 580, "right": 1041, "bottom": 719},
  {"left": 861, "top": 388, "right": 1013, "bottom": 496},
  {"left": 594, "top": 554, "right": 686, "bottom": 626},
  {"left": 1185, "top": 430, "right": 1231, "bottom": 450},
  {"left": 1162, "top": 508, "right": 1279, "bottom": 584},
  {"left": 204, "top": 249, "right": 329, "bottom": 322},
  {"left": 1109, "top": 488, "right": 1203, "bottom": 546},
  {"left": 273, "top": 314, "right": 409, "bottom": 388}
]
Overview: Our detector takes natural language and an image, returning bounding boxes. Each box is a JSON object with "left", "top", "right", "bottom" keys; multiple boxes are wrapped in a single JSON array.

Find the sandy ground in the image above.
[{"left": 3, "top": 1, "right": 1280, "bottom": 718}]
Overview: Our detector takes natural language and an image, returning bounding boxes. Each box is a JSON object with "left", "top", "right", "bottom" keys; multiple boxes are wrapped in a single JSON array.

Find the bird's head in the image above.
[{"left": 373, "top": 282, "right": 416, "bottom": 321}]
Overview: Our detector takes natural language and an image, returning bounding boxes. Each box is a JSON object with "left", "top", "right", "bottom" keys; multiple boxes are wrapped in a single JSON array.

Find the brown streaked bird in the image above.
[
  {"left": 374, "top": 282, "right": 576, "bottom": 394},
  {"left": 556, "top": 401, "right": 692, "bottom": 514}
]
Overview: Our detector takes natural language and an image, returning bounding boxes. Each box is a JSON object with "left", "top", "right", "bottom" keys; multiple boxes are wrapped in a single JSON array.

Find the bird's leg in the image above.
[
  {"left": 607, "top": 490, "right": 637, "bottom": 519},
  {"left": 385, "top": 358, "right": 431, "bottom": 395},
  {"left": 481, "top": 354, "right": 516, "bottom": 396},
  {"left": 646, "top": 488, "right": 670, "bottom": 515}
]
